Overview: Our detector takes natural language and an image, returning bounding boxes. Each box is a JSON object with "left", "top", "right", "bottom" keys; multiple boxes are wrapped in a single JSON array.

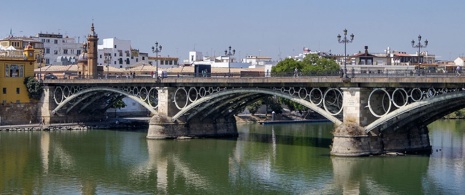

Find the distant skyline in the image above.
[{"left": 1, "top": 0, "right": 464, "bottom": 61}]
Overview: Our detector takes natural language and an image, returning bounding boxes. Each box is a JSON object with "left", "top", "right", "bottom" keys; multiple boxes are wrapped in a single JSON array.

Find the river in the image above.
[{"left": 0, "top": 120, "right": 464, "bottom": 194}]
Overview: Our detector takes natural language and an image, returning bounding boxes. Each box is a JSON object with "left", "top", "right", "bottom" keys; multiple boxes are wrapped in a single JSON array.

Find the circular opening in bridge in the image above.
[
  {"left": 427, "top": 87, "right": 436, "bottom": 98},
  {"left": 309, "top": 88, "right": 323, "bottom": 106},
  {"left": 139, "top": 87, "right": 148, "bottom": 101},
  {"left": 53, "top": 87, "right": 64, "bottom": 104},
  {"left": 199, "top": 87, "right": 207, "bottom": 97},
  {"left": 298, "top": 88, "right": 308, "bottom": 99},
  {"left": 174, "top": 88, "right": 189, "bottom": 110},
  {"left": 323, "top": 88, "right": 343, "bottom": 116},
  {"left": 147, "top": 88, "right": 158, "bottom": 108},
  {"left": 410, "top": 88, "right": 423, "bottom": 102},
  {"left": 392, "top": 88, "right": 408, "bottom": 108},
  {"left": 368, "top": 88, "right": 392, "bottom": 118},
  {"left": 188, "top": 87, "right": 198, "bottom": 102}
]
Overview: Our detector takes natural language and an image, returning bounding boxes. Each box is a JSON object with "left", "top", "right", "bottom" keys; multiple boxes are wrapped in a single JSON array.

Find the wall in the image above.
[{"left": 0, "top": 103, "right": 38, "bottom": 125}]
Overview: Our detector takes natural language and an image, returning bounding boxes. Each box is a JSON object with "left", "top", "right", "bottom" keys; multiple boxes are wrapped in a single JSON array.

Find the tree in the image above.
[
  {"left": 272, "top": 54, "right": 339, "bottom": 76},
  {"left": 23, "top": 77, "right": 42, "bottom": 100},
  {"left": 301, "top": 54, "right": 340, "bottom": 75},
  {"left": 271, "top": 58, "right": 302, "bottom": 75}
]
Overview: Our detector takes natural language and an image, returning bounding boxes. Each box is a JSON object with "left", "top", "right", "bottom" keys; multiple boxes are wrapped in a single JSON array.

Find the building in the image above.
[
  {"left": 0, "top": 44, "right": 36, "bottom": 104},
  {"left": 0, "top": 33, "right": 44, "bottom": 68},
  {"left": 243, "top": 55, "right": 275, "bottom": 68},
  {"left": 188, "top": 51, "right": 250, "bottom": 68},
  {"left": 97, "top": 37, "right": 149, "bottom": 69},
  {"left": 33, "top": 33, "right": 82, "bottom": 65},
  {"left": 454, "top": 57, "right": 465, "bottom": 66},
  {"left": 76, "top": 23, "right": 100, "bottom": 79}
]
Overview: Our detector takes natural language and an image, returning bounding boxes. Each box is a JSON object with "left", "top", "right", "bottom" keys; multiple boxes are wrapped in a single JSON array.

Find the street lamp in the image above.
[
  {"left": 151, "top": 42, "right": 162, "bottom": 78},
  {"left": 225, "top": 46, "right": 235, "bottom": 77},
  {"left": 337, "top": 29, "right": 354, "bottom": 79},
  {"left": 411, "top": 35, "right": 428, "bottom": 76},
  {"left": 105, "top": 53, "right": 111, "bottom": 79},
  {"left": 38, "top": 50, "right": 44, "bottom": 83}
]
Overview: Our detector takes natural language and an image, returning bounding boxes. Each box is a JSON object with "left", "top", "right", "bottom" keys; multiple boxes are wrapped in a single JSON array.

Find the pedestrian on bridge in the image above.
[{"left": 456, "top": 66, "right": 461, "bottom": 76}]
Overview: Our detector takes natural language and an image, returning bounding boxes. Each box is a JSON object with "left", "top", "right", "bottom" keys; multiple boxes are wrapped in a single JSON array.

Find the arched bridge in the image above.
[{"left": 41, "top": 76, "right": 465, "bottom": 156}]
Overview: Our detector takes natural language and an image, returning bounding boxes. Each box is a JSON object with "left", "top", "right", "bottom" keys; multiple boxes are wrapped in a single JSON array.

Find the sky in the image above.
[{"left": 1, "top": 0, "right": 464, "bottom": 61}]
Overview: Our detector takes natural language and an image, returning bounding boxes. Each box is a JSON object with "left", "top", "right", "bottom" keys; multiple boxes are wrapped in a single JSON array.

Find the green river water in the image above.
[{"left": 0, "top": 120, "right": 464, "bottom": 194}]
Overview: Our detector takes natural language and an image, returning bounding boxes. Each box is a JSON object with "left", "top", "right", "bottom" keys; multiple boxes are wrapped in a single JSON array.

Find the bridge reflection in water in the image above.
[
  {"left": 41, "top": 76, "right": 465, "bottom": 155},
  {"left": 1, "top": 122, "right": 463, "bottom": 194}
]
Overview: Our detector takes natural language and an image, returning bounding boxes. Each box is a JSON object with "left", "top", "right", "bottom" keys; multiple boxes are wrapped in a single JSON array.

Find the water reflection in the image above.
[{"left": 0, "top": 121, "right": 464, "bottom": 194}]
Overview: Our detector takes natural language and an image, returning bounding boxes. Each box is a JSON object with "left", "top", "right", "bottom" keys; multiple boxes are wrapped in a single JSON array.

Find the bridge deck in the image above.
[{"left": 43, "top": 76, "right": 465, "bottom": 88}]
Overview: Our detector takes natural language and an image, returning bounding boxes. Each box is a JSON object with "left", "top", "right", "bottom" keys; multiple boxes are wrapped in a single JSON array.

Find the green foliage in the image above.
[
  {"left": 23, "top": 77, "right": 42, "bottom": 100},
  {"left": 301, "top": 54, "right": 340, "bottom": 74},
  {"left": 272, "top": 58, "right": 302, "bottom": 74},
  {"left": 280, "top": 98, "right": 306, "bottom": 114},
  {"left": 111, "top": 97, "right": 126, "bottom": 109},
  {"left": 247, "top": 100, "right": 262, "bottom": 116},
  {"left": 246, "top": 96, "right": 283, "bottom": 115},
  {"left": 272, "top": 54, "right": 340, "bottom": 75}
]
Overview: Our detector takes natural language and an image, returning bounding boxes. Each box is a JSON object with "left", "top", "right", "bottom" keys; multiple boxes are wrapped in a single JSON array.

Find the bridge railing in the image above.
[{"left": 48, "top": 69, "right": 465, "bottom": 80}]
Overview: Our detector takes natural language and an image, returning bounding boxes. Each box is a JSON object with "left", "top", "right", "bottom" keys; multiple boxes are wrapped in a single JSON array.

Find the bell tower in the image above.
[{"left": 87, "top": 23, "right": 99, "bottom": 78}]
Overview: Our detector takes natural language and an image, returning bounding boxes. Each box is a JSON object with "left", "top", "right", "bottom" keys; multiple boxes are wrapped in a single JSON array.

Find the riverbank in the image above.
[{"left": 0, "top": 118, "right": 150, "bottom": 131}]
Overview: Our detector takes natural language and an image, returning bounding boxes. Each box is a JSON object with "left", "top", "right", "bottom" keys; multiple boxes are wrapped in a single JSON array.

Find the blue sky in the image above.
[{"left": 1, "top": 0, "right": 464, "bottom": 61}]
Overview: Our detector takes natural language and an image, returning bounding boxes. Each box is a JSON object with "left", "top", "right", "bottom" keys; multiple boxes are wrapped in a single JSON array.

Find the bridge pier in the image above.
[
  {"left": 331, "top": 87, "right": 431, "bottom": 156},
  {"left": 147, "top": 87, "right": 238, "bottom": 139}
]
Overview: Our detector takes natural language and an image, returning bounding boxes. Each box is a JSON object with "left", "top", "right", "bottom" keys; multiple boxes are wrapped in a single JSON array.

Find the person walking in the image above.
[{"left": 457, "top": 66, "right": 461, "bottom": 76}]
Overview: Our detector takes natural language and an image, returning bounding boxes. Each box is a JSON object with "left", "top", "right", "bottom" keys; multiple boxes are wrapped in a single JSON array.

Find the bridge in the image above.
[{"left": 40, "top": 75, "right": 465, "bottom": 156}]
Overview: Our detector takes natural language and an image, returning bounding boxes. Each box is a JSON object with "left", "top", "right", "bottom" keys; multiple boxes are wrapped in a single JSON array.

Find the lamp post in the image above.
[
  {"left": 337, "top": 29, "right": 354, "bottom": 79},
  {"left": 411, "top": 35, "right": 428, "bottom": 76},
  {"left": 38, "top": 50, "right": 44, "bottom": 83},
  {"left": 105, "top": 53, "right": 111, "bottom": 79},
  {"left": 152, "top": 42, "right": 162, "bottom": 78},
  {"left": 225, "top": 46, "right": 235, "bottom": 77}
]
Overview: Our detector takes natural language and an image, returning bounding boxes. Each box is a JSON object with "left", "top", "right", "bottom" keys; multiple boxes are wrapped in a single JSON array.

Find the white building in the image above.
[
  {"left": 243, "top": 55, "right": 276, "bottom": 68},
  {"left": 97, "top": 37, "right": 152, "bottom": 69},
  {"left": 188, "top": 50, "right": 250, "bottom": 68},
  {"left": 33, "top": 33, "right": 82, "bottom": 65},
  {"left": 454, "top": 57, "right": 465, "bottom": 66}
]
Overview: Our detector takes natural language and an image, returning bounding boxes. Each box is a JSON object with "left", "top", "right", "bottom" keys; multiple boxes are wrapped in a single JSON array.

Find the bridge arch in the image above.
[
  {"left": 51, "top": 87, "right": 157, "bottom": 115},
  {"left": 365, "top": 90, "right": 465, "bottom": 133},
  {"left": 171, "top": 88, "right": 343, "bottom": 125}
]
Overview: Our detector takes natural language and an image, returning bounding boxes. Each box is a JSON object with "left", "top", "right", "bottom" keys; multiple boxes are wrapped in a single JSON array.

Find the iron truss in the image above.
[
  {"left": 171, "top": 86, "right": 344, "bottom": 124},
  {"left": 50, "top": 85, "right": 158, "bottom": 115},
  {"left": 367, "top": 87, "right": 465, "bottom": 118}
]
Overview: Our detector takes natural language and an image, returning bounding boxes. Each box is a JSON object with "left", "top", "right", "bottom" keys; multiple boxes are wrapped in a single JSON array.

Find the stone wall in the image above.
[
  {"left": 147, "top": 114, "right": 238, "bottom": 139},
  {"left": 0, "top": 103, "right": 39, "bottom": 125}
]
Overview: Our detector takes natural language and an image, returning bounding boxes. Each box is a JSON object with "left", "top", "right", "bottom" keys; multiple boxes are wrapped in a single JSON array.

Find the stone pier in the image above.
[
  {"left": 331, "top": 88, "right": 431, "bottom": 156},
  {"left": 147, "top": 87, "right": 238, "bottom": 139}
]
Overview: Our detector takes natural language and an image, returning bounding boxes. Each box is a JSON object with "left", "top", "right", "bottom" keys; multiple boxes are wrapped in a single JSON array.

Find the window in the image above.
[
  {"left": 77, "top": 50, "right": 81, "bottom": 55},
  {"left": 119, "top": 58, "right": 123, "bottom": 64},
  {"left": 42, "top": 39, "right": 45, "bottom": 43},
  {"left": 136, "top": 58, "right": 138, "bottom": 62},
  {"left": 118, "top": 50, "right": 122, "bottom": 57},
  {"left": 63, "top": 49, "right": 68, "bottom": 54},
  {"left": 46, "top": 39, "right": 50, "bottom": 43},
  {"left": 46, "top": 48, "right": 50, "bottom": 54},
  {"left": 16, "top": 88, "right": 20, "bottom": 94},
  {"left": 5, "top": 65, "right": 23, "bottom": 77},
  {"left": 126, "top": 58, "right": 130, "bottom": 64},
  {"left": 142, "top": 57, "right": 145, "bottom": 60},
  {"left": 114, "top": 45, "right": 117, "bottom": 48},
  {"left": 2, "top": 88, "right": 6, "bottom": 94},
  {"left": 54, "top": 50, "right": 58, "bottom": 54},
  {"left": 54, "top": 40, "right": 58, "bottom": 44}
]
